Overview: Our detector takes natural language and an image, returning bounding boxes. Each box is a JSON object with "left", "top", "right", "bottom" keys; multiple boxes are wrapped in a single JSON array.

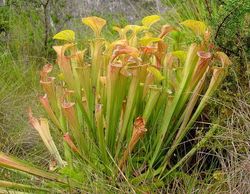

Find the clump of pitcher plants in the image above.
[{"left": 0, "top": 15, "right": 231, "bottom": 193}]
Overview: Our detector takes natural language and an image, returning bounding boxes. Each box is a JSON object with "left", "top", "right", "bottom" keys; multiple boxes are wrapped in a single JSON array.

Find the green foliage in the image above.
[
  {"left": 0, "top": 47, "right": 41, "bottom": 159},
  {"left": 0, "top": 6, "right": 9, "bottom": 33},
  {"left": 163, "top": 0, "right": 250, "bottom": 62},
  {"left": 0, "top": 3, "right": 47, "bottom": 60}
]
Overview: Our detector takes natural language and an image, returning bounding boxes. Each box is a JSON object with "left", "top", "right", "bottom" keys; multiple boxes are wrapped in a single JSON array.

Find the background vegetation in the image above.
[{"left": 0, "top": 0, "right": 249, "bottom": 193}]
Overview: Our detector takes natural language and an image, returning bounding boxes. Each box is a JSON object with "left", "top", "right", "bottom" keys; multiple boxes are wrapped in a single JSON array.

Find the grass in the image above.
[
  {"left": 0, "top": 45, "right": 49, "bottom": 161},
  {"left": 214, "top": 89, "right": 250, "bottom": 193},
  {"left": 200, "top": 91, "right": 250, "bottom": 193}
]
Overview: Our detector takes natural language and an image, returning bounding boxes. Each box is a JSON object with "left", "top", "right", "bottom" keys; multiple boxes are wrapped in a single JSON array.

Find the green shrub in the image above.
[{"left": 163, "top": 0, "right": 249, "bottom": 66}]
